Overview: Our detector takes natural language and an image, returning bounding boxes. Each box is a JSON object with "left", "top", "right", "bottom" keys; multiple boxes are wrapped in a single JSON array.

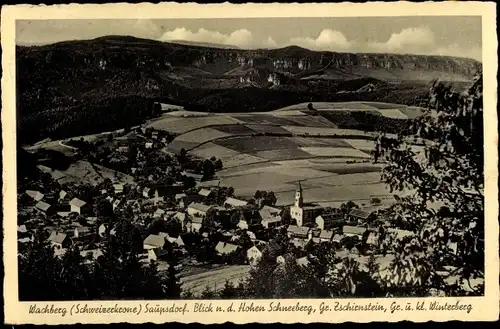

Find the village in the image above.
[{"left": 17, "top": 123, "right": 463, "bottom": 295}]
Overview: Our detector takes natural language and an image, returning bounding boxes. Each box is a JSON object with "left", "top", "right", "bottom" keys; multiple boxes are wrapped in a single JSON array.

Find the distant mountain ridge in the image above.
[{"left": 16, "top": 35, "right": 481, "bottom": 144}]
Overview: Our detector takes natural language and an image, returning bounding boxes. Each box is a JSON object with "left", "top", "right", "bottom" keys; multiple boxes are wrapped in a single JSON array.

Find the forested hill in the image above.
[{"left": 16, "top": 35, "right": 481, "bottom": 144}]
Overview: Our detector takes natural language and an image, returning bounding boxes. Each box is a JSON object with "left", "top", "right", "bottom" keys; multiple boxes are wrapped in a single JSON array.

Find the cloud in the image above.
[
  {"left": 159, "top": 27, "right": 254, "bottom": 48},
  {"left": 156, "top": 25, "right": 480, "bottom": 60},
  {"left": 288, "top": 29, "right": 353, "bottom": 51}
]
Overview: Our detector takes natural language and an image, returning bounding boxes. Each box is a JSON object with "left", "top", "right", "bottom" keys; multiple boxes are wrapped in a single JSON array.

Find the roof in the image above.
[
  {"left": 387, "top": 228, "right": 414, "bottom": 240},
  {"left": 154, "top": 209, "right": 166, "bottom": 216},
  {"left": 191, "top": 216, "right": 204, "bottom": 224},
  {"left": 75, "top": 226, "right": 91, "bottom": 234},
  {"left": 247, "top": 244, "right": 265, "bottom": 253},
  {"left": 80, "top": 249, "right": 104, "bottom": 260},
  {"left": 35, "top": 201, "right": 51, "bottom": 212},
  {"left": 215, "top": 242, "right": 240, "bottom": 255},
  {"left": 143, "top": 234, "right": 165, "bottom": 248},
  {"left": 332, "top": 234, "right": 343, "bottom": 242},
  {"left": 174, "top": 212, "right": 186, "bottom": 221},
  {"left": 69, "top": 198, "right": 87, "bottom": 208},
  {"left": 48, "top": 231, "right": 67, "bottom": 244},
  {"left": 349, "top": 209, "right": 373, "bottom": 219},
  {"left": 198, "top": 188, "right": 213, "bottom": 197},
  {"left": 343, "top": 225, "right": 367, "bottom": 235},
  {"left": 224, "top": 197, "right": 248, "bottom": 207},
  {"left": 188, "top": 202, "right": 212, "bottom": 213},
  {"left": 175, "top": 193, "right": 186, "bottom": 200},
  {"left": 52, "top": 170, "right": 66, "bottom": 180},
  {"left": 113, "top": 184, "right": 124, "bottom": 190},
  {"left": 59, "top": 190, "right": 68, "bottom": 199},
  {"left": 246, "top": 231, "right": 257, "bottom": 240},
  {"left": 291, "top": 238, "right": 309, "bottom": 249},
  {"left": 18, "top": 225, "right": 28, "bottom": 233},
  {"left": 287, "top": 225, "right": 310, "bottom": 236},
  {"left": 317, "top": 211, "right": 343, "bottom": 221},
  {"left": 26, "top": 190, "right": 44, "bottom": 201},
  {"left": 259, "top": 205, "right": 282, "bottom": 221},
  {"left": 319, "top": 230, "right": 334, "bottom": 240},
  {"left": 151, "top": 248, "right": 169, "bottom": 258}
]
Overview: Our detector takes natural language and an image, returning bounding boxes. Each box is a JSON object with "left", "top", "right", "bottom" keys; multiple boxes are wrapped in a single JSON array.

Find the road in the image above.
[{"left": 181, "top": 265, "right": 251, "bottom": 296}]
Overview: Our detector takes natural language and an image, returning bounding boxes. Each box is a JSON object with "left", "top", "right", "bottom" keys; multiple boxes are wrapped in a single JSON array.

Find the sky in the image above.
[{"left": 16, "top": 16, "right": 482, "bottom": 60}]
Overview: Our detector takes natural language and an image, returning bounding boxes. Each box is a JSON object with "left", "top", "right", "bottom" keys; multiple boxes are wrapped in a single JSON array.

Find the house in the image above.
[
  {"left": 80, "top": 249, "right": 104, "bottom": 264},
  {"left": 319, "top": 230, "right": 334, "bottom": 243},
  {"left": 366, "top": 231, "right": 380, "bottom": 246},
  {"left": 112, "top": 199, "right": 122, "bottom": 211},
  {"left": 246, "top": 231, "right": 257, "bottom": 241},
  {"left": 348, "top": 209, "right": 376, "bottom": 223},
  {"left": 26, "top": 190, "right": 44, "bottom": 202},
  {"left": 296, "top": 256, "right": 311, "bottom": 267},
  {"left": 101, "top": 189, "right": 108, "bottom": 195},
  {"left": 315, "top": 211, "right": 344, "bottom": 230},
  {"left": 35, "top": 201, "right": 54, "bottom": 215},
  {"left": 143, "top": 234, "right": 166, "bottom": 250},
  {"left": 332, "top": 233, "right": 343, "bottom": 244},
  {"left": 165, "top": 235, "right": 185, "bottom": 248},
  {"left": 224, "top": 197, "right": 248, "bottom": 208},
  {"left": 286, "top": 225, "right": 312, "bottom": 240},
  {"left": 187, "top": 216, "right": 203, "bottom": 233},
  {"left": 289, "top": 182, "right": 324, "bottom": 227},
  {"left": 143, "top": 187, "right": 154, "bottom": 198},
  {"left": 178, "top": 194, "right": 204, "bottom": 209},
  {"left": 17, "top": 225, "right": 28, "bottom": 234},
  {"left": 182, "top": 171, "right": 203, "bottom": 182},
  {"left": 215, "top": 241, "right": 240, "bottom": 255},
  {"left": 59, "top": 190, "right": 68, "bottom": 201},
  {"left": 198, "top": 188, "right": 215, "bottom": 198},
  {"left": 69, "top": 198, "right": 90, "bottom": 215},
  {"left": 48, "top": 231, "right": 70, "bottom": 249},
  {"left": 247, "top": 245, "right": 265, "bottom": 267},
  {"left": 173, "top": 212, "right": 186, "bottom": 229},
  {"left": 259, "top": 205, "right": 282, "bottom": 228},
  {"left": 291, "top": 238, "right": 310, "bottom": 249},
  {"left": 174, "top": 193, "right": 186, "bottom": 202},
  {"left": 106, "top": 196, "right": 114, "bottom": 204},
  {"left": 86, "top": 217, "right": 97, "bottom": 225},
  {"left": 148, "top": 248, "right": 169, "bottom": 262},
  {"left": 113, "top": 184, "right": 124, "bottom": 194},
  {"left": 342, "top": 225, "right": 367, "bottom": 237},
  {"left": 98, "top": 224, "right": 108, "bottom": 237},
  {"left": 187, "top": 202, "right": 213, "bottom": 217},
  {"left": 145, "top": 142, "right": 153, "bottom": 149},
  {"left": 74, "top": 226, "right": 92, "bottom": 239},
  {"left": 117, "top": 146, "right": 129, "bottom": 153},
  {"left": 237, "top": 219, "right": 249, "bottom": 230},
  {"left": 154, "top": 208, "right": 166, "bottom": 218}
]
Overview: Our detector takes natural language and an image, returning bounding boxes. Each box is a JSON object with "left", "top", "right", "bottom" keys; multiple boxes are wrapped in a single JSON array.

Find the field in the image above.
[
  {"left": 181, "top": 265, "right": 251, "bottom": 296},
  {"left": 150, "top": 102, "right": 420, "bottom": 205}
]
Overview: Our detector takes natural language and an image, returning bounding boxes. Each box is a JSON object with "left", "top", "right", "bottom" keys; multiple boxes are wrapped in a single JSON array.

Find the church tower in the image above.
[
  {"left": 290, "top": 181, "right": 305, "bottom": 226},
  {"left": 294, "top": 181, "right": 304, "bottom": 208}
]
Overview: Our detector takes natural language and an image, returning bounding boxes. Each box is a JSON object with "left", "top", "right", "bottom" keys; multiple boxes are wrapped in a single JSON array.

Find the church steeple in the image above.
[{"left": 294, "top": 181, "right": 303, "bottom": 208}]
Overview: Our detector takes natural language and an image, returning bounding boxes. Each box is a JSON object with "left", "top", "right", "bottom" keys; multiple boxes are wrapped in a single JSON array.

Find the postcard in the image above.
[{"left": 2, "top": 1, "right": 498, "bottom": 324}]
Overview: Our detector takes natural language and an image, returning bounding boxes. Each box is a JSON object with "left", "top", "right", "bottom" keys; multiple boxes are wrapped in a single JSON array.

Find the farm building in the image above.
[
  {"left": 319, "top": 230, "right": 334, "bottom": 243},
  {"left": 69, "top": 198, "right": 91, "bottom": 215},
  {"left": 287, "top": 225, "right": 312, "bottom": 240},
  {"left": 26, "top": 190, "right": 44, "bottom": 202},
  {"left": 342, "top": 225, "right": 367, "bottom": 237},
  {"left": 348, "top": 209, "right": 377, "bottom": 223},
  {"left": 224, "top": 197, "right": 248, "bottom": 208},
  {"left": 143, "top": 234, "right": 166, "bottom": 250},
  {"left": 315, "top": 211, "right": 344, "bottom": 230},
  {"left": 48, "top": 231, "right": 70, "bottom": 249},
  {"left": 215, "top": 242, "right": 240, "bottom": 256},
  {"left": 187, "top": 202, "right": 213, "bottom": 217},
  {"left": 259, "top": 205, "right": 282, "bottom": 228}
]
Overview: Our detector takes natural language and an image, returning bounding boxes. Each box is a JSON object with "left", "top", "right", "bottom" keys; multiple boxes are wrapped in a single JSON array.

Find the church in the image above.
[{"left": 290, "top": 182, "right": 324, "bottom": 227}]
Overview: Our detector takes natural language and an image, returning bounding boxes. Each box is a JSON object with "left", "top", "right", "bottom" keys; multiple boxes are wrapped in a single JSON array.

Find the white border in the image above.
[{"left": 2, "top": 2, "right": 499, "bottom": 324}]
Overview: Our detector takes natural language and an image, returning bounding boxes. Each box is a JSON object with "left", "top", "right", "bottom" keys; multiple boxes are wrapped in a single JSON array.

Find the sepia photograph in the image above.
[{"left": 2, "top": 1, "right": 498, "bottom": 324}]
